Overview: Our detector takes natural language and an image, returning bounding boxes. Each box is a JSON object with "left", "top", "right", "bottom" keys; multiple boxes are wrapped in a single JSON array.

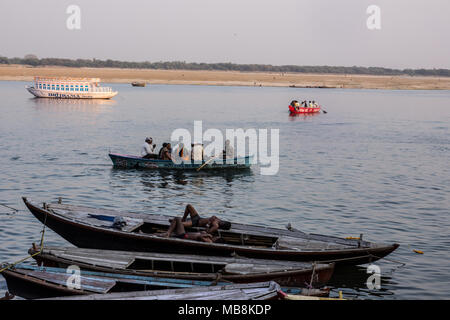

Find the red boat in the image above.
[
  {"left": 289, "top": 106, "right": 321, "bottom": 115},
  {"left": 289, "top": 100, "right": 321, "bottom": 115}
]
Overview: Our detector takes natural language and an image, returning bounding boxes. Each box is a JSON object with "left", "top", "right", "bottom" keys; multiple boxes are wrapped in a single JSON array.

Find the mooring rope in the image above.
[
  {"left": 0, "top": 211, "right": 47, "bottom": 273},
  {"left": 0, "top": 202, "right": 19, "bottom": 213},
  {"left": 308, "top": 262, "right": 317, "bottom": 289}
]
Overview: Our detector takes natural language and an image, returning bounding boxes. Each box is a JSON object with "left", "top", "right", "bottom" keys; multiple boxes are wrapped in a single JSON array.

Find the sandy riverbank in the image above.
[{"left": 1, "top": 65, "right": 449, "bottom": 90}]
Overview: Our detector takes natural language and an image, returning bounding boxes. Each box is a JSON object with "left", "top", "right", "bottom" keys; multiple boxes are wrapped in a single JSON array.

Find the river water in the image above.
[{"left": 0, "top": 81, "right": 449, "bottom": 299}]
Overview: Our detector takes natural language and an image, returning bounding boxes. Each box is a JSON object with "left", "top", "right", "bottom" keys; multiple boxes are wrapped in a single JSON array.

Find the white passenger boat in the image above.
[{"left": 26, "top": 77, "right": 118, "bottom": 99}]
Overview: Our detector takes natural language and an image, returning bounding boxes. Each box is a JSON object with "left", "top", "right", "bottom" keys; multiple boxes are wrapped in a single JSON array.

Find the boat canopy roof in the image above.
[{"left": 34, "top": 76, "right": 101, "bottom": 83}]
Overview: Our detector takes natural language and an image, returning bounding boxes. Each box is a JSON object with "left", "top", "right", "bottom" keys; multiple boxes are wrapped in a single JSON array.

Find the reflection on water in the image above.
[
  {"left": 31, "top": 97, "right": 116, "bottom": 112},
  {"left": 110, "top": 168, "right": 254, "bottom": 191},
  {"left": 327, "top": 265, "right": 398, "bottom": 299},
  {"left": 288, "top": 113, "right": 322, "bottom": 121}
]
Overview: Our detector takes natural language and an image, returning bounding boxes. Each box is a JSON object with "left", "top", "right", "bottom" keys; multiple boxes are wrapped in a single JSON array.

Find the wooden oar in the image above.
[{"left": 196, "top": 155, "right": 220, "bottom": 172}]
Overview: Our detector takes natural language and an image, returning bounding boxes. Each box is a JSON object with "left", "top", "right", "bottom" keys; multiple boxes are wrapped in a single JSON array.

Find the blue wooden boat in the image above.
[
  {"left": 109, "top": 153, "right": 253, "bottom": 170},
  {"left": 0, "top": 264, "right": 228, "bottom": 299},
  {"left": 42, "top": 281, "right": 283, "bottom": 300}
]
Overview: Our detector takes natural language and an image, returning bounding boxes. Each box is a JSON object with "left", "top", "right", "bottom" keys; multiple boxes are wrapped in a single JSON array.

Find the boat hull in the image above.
[
  {"left": 26, "top": 87, "right": 118, "bottom": 99},
  {"left": 1, "top": 265, "right": 229, "bottom": 299},
  {"left": 289, "top": 107, "right": 321, "bottom": 115},
  {"left": 109, "top": 153, "right": 253, "bottom": 170},
  {"left": 1, "top": 269, "right": 82, "bottom": 299},
  {"left": 42, "top": 282, "right": 282, "bottom": 300},
  {"left": 30, "top": 247, "right": 335, "bottom": 287},
  {"left": 23, "top": 198, "right": 400, "bottom": 266}
]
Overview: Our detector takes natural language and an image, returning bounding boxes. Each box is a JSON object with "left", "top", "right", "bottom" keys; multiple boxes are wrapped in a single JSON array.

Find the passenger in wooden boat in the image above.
[
  {"left": 161, "top": 143, "right": 173, "bottom": 160},
  {"left": 141, "top": 137, "right": 158, "bottom": 159},
  {"left": 223, "top": 140, "right": 235, "bottom": 159},
  {"left": 179, "top": 204, "right": 232, "bottom": 234},
  {"left": 161, "top": 217, "right": 217, "bottom": 242},
  {"left": 175, "top": 143, "right": 190, "bottom": 161},
  {"left": 158, "top": 143, "right": 167, "bottom": 159}
]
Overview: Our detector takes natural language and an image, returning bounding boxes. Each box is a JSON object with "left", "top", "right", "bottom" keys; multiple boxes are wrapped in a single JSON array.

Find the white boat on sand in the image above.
[{"left": 26, "top": 77, "right": 118, "bottom": 99}]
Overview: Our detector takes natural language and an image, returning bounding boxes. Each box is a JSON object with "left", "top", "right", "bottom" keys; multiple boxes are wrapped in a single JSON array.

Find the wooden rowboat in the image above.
[
  {"left": 109, "top": 153, "right": 253, "bottom": 170},
  {"left": 23, "top": 198, "right": 399, "bottom": 265},
  {"left": 29, "top": 246, "right": 335, "bottom": 287},
  {"left": 0, "top": 264, "right": 231, "bottom": 300},
  {"left": 41, "top": 281, "right": 282, "bottom": 300}
]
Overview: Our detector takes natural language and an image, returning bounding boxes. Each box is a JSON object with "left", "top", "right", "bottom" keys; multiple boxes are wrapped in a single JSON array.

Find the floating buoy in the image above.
[
  {"left": 413, "top": 249, "right": 424, "bottom": 254},
  {"left": 345, "top": 237, "right": 361, "bottom": 240}
]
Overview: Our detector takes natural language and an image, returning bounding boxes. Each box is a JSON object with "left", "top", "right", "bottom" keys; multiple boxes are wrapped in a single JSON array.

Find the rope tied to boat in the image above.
[
  {"left": 304, "top": 262, "right": 317, "bottom": 289},
  {"left": 0, "top": 210, "right": 47, "bottom": 273},
  {"left": 0, "top": 202, "right": 19, "bottom": 214}
]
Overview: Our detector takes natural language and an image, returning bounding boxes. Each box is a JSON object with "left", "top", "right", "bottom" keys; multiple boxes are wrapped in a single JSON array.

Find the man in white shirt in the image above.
[{"left": 141, "top": 137, "right": 157, "bottom": 159}]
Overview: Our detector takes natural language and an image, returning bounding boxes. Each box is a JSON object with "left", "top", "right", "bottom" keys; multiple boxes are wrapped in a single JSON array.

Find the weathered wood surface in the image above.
[
  {"left": 42, "top": 281, "right": 281, "bottom": 300},
  {"left": 6, "top": 264, "right": 229, "bottom": 295},
  {"left": 46, "top": 202, "right": 372, "bottom": 249},
  {"left": 42, "top": 246, "right": 322, "bottom": 271},
  {"left": 7, "top": 266, "right": 116, "bottom": 294}
]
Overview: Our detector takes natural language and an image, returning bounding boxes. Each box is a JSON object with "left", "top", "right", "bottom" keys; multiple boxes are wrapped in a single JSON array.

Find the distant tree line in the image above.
[{"left": 1, "top": 55, "right": 449, "bottom": 77}]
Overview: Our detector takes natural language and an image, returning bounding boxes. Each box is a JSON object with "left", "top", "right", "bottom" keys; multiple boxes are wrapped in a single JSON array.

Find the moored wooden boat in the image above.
[
  {"left": 131, "top": 82, "right": 146, "bottom": 87},
  {"left": 109, "top": 153, "right": 253, "bottom": 170},
  {"left": 41, "top": 281, "right": 282, "bottom": 300},
  {"left": 0, "top": 264, "right": 229, "bottom": 300},
  {"left": 29, "top": 246, "right": 335, "bottom": 287},
  {"left": 22, "top": 198, "right": 399, "bottom": 265}
]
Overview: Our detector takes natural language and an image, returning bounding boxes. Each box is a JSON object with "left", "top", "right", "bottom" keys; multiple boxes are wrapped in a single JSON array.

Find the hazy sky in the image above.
[{"left": 1, "top": 0, "right": 449, "bottom": 69}]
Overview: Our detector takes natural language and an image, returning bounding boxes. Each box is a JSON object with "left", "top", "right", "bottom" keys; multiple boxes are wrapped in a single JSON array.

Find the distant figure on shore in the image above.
[
  {"left": 141, "top": 137, "right": 157, "bottom": 159},
  {"left": 223, "top": 140, "right": 235, "bottom": 159}
]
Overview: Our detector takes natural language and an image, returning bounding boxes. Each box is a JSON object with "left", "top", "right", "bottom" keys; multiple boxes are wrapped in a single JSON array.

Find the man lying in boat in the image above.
[
  {"left": 159, "top": 217, "right": 219, "bottom": 242},
  {"left": 178, "top": 204, "right": 231, "bottom": 234}
]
